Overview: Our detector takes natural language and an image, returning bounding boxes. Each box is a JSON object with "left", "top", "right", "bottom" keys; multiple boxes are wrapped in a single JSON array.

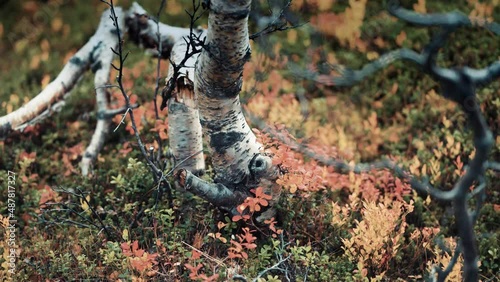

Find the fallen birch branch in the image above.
[{"left": 0, "top": 2, "right": 192, "bottom": 175}]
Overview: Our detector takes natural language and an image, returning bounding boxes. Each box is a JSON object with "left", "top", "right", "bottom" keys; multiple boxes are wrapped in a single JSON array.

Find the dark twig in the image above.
[
  {"left": 152, "top": 0, "right": 167, "bottom": 165},
  {"left": 387, "top": 0, "right": 500, "bottom": 35},
  {"left": 40, "top": 187, "right": 115, "bottom": 239},
  {"left": 433, "top": 244, "right": 463, "bottom": 282},
  {"left": 100, "top": 0, "right": 162, "bottom": 181},
  {"left": 246, "top": 109, "right": 455, "bottom": 202},
  {"left": 39, "top": 204, "right": 97, "bottom": 230},
  {"left": 290, "top": 48, "right": 425, "bottom": 86},
  {"left": 232, "top": 233, "right": 291, "bottom": 281},
  {"left": 75, "top": 187, "right": 114, "bottom": 239},
  {"left": 282, "top": 1, "right": 499, "bottom": 280},
  {"left": 99, "top": 104, "right": 138, "bottom": 120}
]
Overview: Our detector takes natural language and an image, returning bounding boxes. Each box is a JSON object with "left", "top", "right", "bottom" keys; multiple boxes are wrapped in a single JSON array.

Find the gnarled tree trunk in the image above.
[{"left": 172, "top": 0, "right": 275, "bottom": 215}]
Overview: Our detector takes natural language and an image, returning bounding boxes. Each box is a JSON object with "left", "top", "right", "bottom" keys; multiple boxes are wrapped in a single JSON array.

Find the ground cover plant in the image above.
[{"left": 0, "top": 0, "right": 499, "bottom": 281}]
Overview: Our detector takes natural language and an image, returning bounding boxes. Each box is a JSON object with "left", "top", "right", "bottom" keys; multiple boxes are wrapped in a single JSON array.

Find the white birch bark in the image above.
[
  {"left": 0, "top": 2, "right": 191, "bottom": 136},
  {"left": 166, "top": 39, "right": 206, "bottom": 175},
  {"left": 126, "top": 2, "right": 193, "bottom": 58},
  {"left": 194, "top": 0, "right": 273, "bottom": 190}
]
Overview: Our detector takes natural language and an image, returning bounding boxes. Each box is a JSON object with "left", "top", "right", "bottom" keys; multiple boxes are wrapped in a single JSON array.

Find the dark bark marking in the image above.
[
  {"left": 69, "top": 56, "right": 84, "bottom": 66},
  {"left": 202, "top": 0, "right": 210, "bottom": 10},
  {"left": 213, "top": 8, "right": 250, "bottom": 21},
  {"left": 210, "top": 131, "right": 244, "bottom": 154},
  {"left": 243, "top": 47, "right": 251, "bottom": 62},
  {"left": 84, "top": 151, "right": 96, "bottom": 159},
  {"left": 168, "top": 101, "right": 189, "bottom": 113},
  {"left": 91, "top": 60, "right": 102, "bottom": 73}
]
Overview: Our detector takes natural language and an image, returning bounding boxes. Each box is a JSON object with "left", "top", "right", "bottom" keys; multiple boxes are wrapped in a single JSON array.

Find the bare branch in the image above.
[
  {"left": 433, "top": 245, "right": 462, "bottom": 282},
  {"left": 464, "top": 62, "right": 500, "bottom": 86},
  {"left": 251, "top": 255, "right": 291, "bottom": 282},
  {"left": 387, "top": 0, "right": 500, "bottom": 35},
  {"left": 290, "top": 48, "right": 424, "bottom": 86},
  {"left": 176, "top": 169, "right": 245, "bottom": 212},
  {"left": 162, "top": 3, "right": 207, "bottom": 175},
  {"left": 100, "top": 0, "right": 162, "bottom": 179},
  {"left": 80, "top": 7, "right": 126, "bottom": 175},
  {"left": 41, "top": 186, "right": 115, "bottom": 239},
  {"left": 181, "top": 241, "right": 226, "bottom": 266},
  {"left": 284, "top": 2, "right": 499, "bottom": 280},
  {"left": 151, "top": 0, "right": 168, "bottom": 165},
  {"left": 485, "top": 161, "right": 500, "bottom": 172},
  {"left": 0, "top": 2, "right": 201, "bottom": 175},
  {"left": 247, "top": 111, "right": 456, "bottom": 201},
  {"left": 98, "top": 104, "right": 138, "bottom": 120},
  {"left": 160, "top": 0, "right": 205, "bottom": 110}
]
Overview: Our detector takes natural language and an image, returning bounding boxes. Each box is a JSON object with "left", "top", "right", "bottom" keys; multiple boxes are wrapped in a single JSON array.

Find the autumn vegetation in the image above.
[{"left": 0, "top": 0, "right": 499, "bottom": 281}]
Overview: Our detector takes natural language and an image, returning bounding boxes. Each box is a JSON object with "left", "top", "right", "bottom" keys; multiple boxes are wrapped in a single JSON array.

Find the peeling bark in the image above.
[{"left": 166, "top": 39, "right": 205, "bottom": 175}]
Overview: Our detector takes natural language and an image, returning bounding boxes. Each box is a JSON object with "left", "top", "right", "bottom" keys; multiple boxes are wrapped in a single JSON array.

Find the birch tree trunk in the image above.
[
  {"left": 196, "top": 0, "right": 272, "bottom": 187},
  {"left": 167, "top": 39, "right": 205, "bottom": 175},
  {"left": 175, "top": 0, "right": 276, "bottom": 215}
]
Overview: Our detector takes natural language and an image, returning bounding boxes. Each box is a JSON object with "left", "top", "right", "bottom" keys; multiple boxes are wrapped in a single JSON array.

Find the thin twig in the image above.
[
  {"left": 276, "top": 1, "right": 499, "bottom": 280},
  {"left": 181, "top": 241, "right": 226, "bottom": 266},
  {"left": 100, "top": 0, "right": 162, "bottom": 180},
  {"left": 152, "top": 0, "right": 167, "bottom": 163}
]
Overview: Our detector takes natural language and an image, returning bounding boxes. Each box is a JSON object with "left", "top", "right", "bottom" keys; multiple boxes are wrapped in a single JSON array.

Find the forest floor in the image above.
[{"left": 0, "top": 0, "right": 499, "bottom": 281}]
